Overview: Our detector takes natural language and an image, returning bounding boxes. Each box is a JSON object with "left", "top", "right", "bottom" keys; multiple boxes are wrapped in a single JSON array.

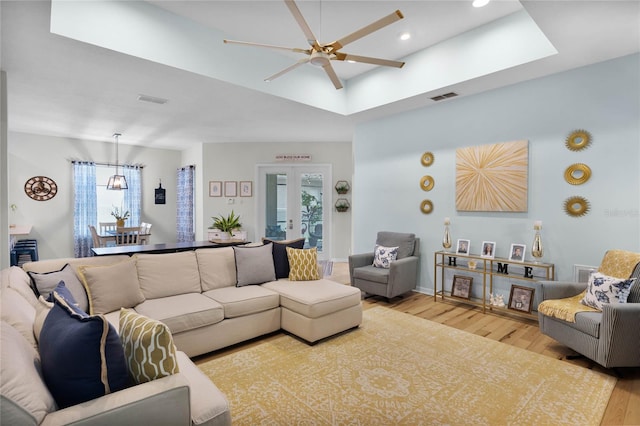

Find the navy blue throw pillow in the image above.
[
  {"left": 45, "top": 281, "right": 77, "bottom": 306},
  {"left": 263, "top": 238, "right": 306, "bottom": 279},
  {"left": 39, "top": 292, "right": 130, "bottom": 408}
]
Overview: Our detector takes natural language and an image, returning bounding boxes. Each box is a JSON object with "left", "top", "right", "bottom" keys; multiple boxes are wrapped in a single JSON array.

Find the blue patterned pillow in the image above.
[
  {"left": 373, "top": 245, "right": 399, "bottom": 269},
  {"left": 580, "top": 272, "right": 636, "bottom": 310},
  {"left": 39, "top": 292, "right": 130, "bottom": 408}
]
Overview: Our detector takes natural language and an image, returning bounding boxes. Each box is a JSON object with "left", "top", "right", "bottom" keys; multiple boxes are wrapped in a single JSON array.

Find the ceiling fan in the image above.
[{"left": 223, "top": 0, "right": 405, "bottom": 90}]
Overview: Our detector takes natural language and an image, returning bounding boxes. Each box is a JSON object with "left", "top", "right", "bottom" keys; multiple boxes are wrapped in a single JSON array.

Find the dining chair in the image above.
[
  {"left": 115, "top": 226, "right": 141, "bottom": 246},
  {"left": 99, "top": 222, "right": 117, "bottom": 234},
  {"left": 139, "top": 222, "right": 152, "bottom": 244},
  {"left": 88, "top": 225, "right": 102, "bottom": 248}
]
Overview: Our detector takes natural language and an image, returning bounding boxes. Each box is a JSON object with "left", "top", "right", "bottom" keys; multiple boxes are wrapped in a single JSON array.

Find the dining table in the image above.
[{"left": 91, "top": 239, "right": 248, "bottom": 256}]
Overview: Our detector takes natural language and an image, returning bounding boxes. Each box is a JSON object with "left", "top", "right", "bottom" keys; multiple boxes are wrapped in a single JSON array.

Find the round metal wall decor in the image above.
[
  {"left": 24, "top": 176, "right": 58, "bottom": 201},
  {"left": 564, "top": 163, "right": 592, "bottom": 185},
  {"left": 421, "top": 152, "right": 434, "bottom": 167},
  {"left": 420, "top": 199, "right": 433, "bottom": 214},
  {"left": 420, "top": 175, "right": 434, "bottom": 191},
  {"left": 564, "top": 196, "right": 590, "bottom": 217},
  {"left": 565, "top": 130, "right": 592, "bottom": 151}
]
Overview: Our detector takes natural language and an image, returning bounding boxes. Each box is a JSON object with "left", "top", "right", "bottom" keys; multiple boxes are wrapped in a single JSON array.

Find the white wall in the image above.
[
  {"left": 201, "top": 142, "right": 353, "bottom": 260},
  {"left": 8, "top": 132, "right": 182, "bottom": 259},
  {"left": 353, "top": 53, "right": 640, "bottom": 292}
]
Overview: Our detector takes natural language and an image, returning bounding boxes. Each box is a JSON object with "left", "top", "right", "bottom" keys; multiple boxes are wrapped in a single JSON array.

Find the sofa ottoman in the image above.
[{"left": 262, "top": 279, "right": 362, "bottom": 343}]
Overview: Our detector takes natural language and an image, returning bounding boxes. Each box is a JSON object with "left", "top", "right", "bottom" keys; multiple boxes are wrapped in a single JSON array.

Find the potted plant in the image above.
[
  {"left": 209, "top": 210, "right": 243, "bottom": 240},
  {"left": 335, "top": 198, "right": 350, "bottom": 212},
  {"left": 335, "top": 180, "right": 350, "bottom": 194},
  {"left": 111, "top": 205, "right": 130, "bottom": 227}
]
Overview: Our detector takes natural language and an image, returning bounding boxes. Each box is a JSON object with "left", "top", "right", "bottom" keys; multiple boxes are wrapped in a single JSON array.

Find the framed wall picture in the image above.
[
  {"left": 209, "top": 181, "right": 222, "bottom": 197},
  {"left": 481, "top": 241, "right": 496, "bottom": 258},
  {"left": 240, "top": 181, "right": 253, "bottom": 197},
  {"left": 509, "top": 243, "right": 526, "bottom": 262},
  {"left": 508, "top": 285, "right": 535, "bottom": 313},
  {"left": 451, "top": 275, "right": 473, "bottom": 300},
  {"left": 224, "top": 181, "right": 237, "bottom": 197},
  {"left": 456, "top": 239, "right": 470, "bottom": 255}
]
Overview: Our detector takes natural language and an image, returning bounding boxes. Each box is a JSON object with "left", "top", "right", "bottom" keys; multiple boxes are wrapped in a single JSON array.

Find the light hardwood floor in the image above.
[{"left": 327, "top": 262, "right": 640, "bottom": 426}]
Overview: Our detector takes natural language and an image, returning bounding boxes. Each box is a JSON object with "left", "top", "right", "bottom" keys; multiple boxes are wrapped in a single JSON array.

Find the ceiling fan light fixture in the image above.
[{"left": 309, "top": 51, "right": 330, "bottom": 67}]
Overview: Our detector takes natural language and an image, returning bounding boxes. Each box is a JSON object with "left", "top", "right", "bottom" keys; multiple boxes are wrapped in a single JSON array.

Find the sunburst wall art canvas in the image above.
[{"left": 456, "top": 140, "right": 529, "bottom": 212}]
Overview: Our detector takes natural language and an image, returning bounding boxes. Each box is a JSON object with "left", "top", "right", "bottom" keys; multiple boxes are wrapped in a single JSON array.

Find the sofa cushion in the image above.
[
  {"left": 286, "top": 247, "right": 320, "bottom": 281},
  {"left": 7, "top": 266, "right": 40, "bottom": 309},
  {"left": 353, "top": 264, "right": 390, "bottom": 284},
  {"left": 1, "top": 322, "right": 57, "bottom": 425},
  {"left": 33, "top": 296, "right": 53, "bottom": 344},
  {"left": 175, "top": 351, "right": 231, "bottom": 426},
  {"left": 77, "top": 259, "right": 145, "bottom": 315},
  {"left": 203, "top": 286, "right": 280, "bottom": 319},
  {"left": 119, "top": 308, "right": 180, "bottom": 384},
  {"left": 580, "top": 272, "right": 636, "bottom": 310},
  {"left": 372, "top": 244, "right": 399, "bottom": 269},
  {"left": 134, "top": 293, "right": 224, "bottom": 334},
  {"left": 27, "top": 263, "right": 89, "bottom": 312},
  {"left": 263, "top": 238, "right": 306, "bottom": 279},
  {"left": 196, "top": 247, "right": 237, "bottom": 290},
  {"left": 262, "top": 279, "right": 361, "bottom": 319},
  {"left": 376, "top": 232, "right": 415, "bottom": 259},
  {"left": 135, "top": 252, "right": 202, "bottom": 299},
  {"left": 1, "top": 287, "right": 37, "bottom": 349},
  {"left": 234, "top": 243, "right": 276, "bottom": 286},
  {"left": 39, "top": 293, "right": 130, "bottom": 409}
]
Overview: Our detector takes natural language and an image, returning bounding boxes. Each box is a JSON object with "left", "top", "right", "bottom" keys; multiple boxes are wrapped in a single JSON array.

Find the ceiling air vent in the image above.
[
  {"left": 137, "top": 94, "right": 169, "bottom": 105},
  {"left": 430, "top": 92, "right": 458, "bottom": 102}
]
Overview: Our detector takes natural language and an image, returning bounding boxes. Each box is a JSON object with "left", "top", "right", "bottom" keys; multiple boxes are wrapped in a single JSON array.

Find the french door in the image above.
[{"left": 257, "top": 165, "right": 331, "bottom": 260}]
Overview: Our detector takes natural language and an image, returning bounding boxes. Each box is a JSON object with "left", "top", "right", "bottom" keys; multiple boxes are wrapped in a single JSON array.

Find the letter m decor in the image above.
[{"left": 497, "top": 262, "right": 509, "bottom": 274}]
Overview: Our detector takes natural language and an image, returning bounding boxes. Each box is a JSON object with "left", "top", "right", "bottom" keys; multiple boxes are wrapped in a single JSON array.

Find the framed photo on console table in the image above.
[
  {"left": 481, "top": 241, "right": 496, "bottom": 258},
  {"left": 508, "top": 285, "right": 535, "bottom": 313},
  {"left": 456, "top": 239, "right": 470, "bottom": 255},
  {"left": 509, "top": 243, "right": 526, "bottom": 262},
  {"left": 451, "top": 275, "right": 473, "bottom": 300}
]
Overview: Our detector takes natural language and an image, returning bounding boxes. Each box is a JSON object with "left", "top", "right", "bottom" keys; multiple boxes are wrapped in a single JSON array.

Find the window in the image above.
[{"left": 96, "top": 165, "right": 124, "bottom": 223}]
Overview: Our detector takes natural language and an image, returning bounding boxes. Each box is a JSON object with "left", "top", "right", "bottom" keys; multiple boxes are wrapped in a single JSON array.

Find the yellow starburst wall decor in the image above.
[{"left": 456, "top": 140, "right": 529, "bottom": 212}]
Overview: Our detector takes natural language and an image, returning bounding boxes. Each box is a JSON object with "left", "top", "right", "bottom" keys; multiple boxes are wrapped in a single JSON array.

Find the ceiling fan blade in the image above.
[
  {"left": 284, "top": 0, "right": 322, "bottom": 50},
  {"left": 224, "top": 39, "right": 309, "bottom": 55},
  {"left": 265, "top": 57, "right": 311, "bottom": 82},
  {"left": 329, "top": 10, "right": 404, "bottom": 51},
  {"left": 334, "top": 52, "right": 405, "bottom": 68},
  {"left": 322, "top": 62, "right": 343, "bottom": 90}
]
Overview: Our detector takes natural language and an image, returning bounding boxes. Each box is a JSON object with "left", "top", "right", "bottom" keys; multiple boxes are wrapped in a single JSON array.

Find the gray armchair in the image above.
[
  {"left": 538, "top": 250, "right": 640, "bottom": 368},
  {"left": 348, "top": 232, "right": 420, "bottom": 300}
]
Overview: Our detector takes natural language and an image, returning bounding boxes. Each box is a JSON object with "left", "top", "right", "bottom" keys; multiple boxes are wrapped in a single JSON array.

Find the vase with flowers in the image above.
[{"left": 111, "top": 205, "right": 130, "bottom": 227}]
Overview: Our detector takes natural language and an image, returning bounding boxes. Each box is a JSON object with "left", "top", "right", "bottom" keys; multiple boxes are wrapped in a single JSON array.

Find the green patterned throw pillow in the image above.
[
  {"left": 286, "top": 247, "right": 320, "bottom": 281},
  {"left": 119, "top": 308, "right": 179, "bottom": 384}
]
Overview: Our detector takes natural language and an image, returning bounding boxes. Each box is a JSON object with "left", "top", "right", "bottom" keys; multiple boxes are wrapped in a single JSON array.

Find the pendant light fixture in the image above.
[{"left": 106, "top": 133, "right": 128, "bottom": 190}]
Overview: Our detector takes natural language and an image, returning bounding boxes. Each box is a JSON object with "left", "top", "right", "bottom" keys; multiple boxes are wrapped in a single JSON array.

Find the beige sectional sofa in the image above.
[{"left": 1, "top": 245, "right": 362, "bottom": 426}]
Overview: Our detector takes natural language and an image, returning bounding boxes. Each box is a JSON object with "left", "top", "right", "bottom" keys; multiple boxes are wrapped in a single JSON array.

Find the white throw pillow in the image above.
[
  {"left": 372, "top": 245, "right": 399, "bottom": 269},
  {"left": 580, "top": 272, "right": 636, "bottom": 310}
]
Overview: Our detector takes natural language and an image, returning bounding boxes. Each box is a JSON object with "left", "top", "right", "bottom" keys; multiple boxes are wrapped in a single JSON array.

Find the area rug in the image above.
[{"left": 198, "top": 306, "right": 616, "bottom": 425}]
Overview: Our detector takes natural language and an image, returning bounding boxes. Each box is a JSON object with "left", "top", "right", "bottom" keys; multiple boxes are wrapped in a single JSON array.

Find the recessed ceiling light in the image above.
[
  {"left": 472, "top": 0, "right": 490, "bottom": 7},
  {"left": 400, "top": 32, "right": 411, "bottom": 41}
]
